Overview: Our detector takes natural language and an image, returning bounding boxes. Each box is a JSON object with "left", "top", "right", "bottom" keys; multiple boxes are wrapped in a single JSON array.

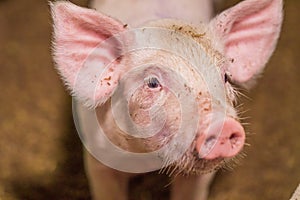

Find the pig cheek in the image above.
[
  {"left": 127, "top": 88, "right": 182, "bottom": 149},
  {"left": 144, "top": 93, "right": 182, "bottom": 149},
  {"left": 128, "top": 86, "right": 163, "bottom": 126}
]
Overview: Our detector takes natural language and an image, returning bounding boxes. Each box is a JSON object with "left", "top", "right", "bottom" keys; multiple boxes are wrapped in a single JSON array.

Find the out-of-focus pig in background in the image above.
[{"left": 0, "top": 0, "right": 299, "bottom": 200}]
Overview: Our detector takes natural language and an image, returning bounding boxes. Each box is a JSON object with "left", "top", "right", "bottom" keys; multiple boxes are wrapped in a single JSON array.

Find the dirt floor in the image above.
[{"left": 0, "top": 0, "right": 299, "bottom": 200}]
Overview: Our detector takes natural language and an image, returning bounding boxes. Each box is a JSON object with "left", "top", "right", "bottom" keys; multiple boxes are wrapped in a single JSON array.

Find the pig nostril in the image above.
[
  {"left": 229, "top": 133, "right": 240, "bottom": 147},
  {"left": 229, "top": 133, "right": 238, "bottom": 140},
  {"left": 204, "top": 136, "right": 217, "bottom": 150}
]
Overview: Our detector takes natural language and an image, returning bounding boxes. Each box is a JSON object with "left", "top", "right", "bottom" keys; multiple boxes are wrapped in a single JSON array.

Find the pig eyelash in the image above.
[{"left": 144, "top": 76, "right": 161, "bottom": 89}]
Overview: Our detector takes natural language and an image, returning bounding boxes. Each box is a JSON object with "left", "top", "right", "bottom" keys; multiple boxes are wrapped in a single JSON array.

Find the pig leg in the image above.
[
  {"left": 84, "top": 150, "right": 130, "bottom": 200},
  {"left": 171, "top": 172, "right": 216, "bottom": 200}
]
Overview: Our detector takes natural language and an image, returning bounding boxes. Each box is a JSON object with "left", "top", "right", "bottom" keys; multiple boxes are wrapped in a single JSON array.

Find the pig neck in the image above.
[{"left": 91, "top": 0, "right": 213, "bottom": 27}]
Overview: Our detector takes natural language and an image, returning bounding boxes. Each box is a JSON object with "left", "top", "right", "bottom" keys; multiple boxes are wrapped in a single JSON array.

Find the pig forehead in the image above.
[
  {"left": 129, "top": 50, "right": 207, "bottom": 90},
  {"left": 121, "top": 23, "right": 226, "bottom": 104},
  {"left": 128, "top": 19, "right": 225, "bottom": 74}
]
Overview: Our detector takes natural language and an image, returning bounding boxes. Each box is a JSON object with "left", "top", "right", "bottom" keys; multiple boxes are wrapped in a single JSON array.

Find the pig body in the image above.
[
  {"left": 91, "top": 0, "right": 213, "bottom": 26},
  {"left": 51, "top": 0, "right": 283, "bottom": 199}
]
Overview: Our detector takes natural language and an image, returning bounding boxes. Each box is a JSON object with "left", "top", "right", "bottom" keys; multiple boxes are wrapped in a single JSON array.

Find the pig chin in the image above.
[{"left": 168, "top": 150, "right": 229, "bottom": 176}]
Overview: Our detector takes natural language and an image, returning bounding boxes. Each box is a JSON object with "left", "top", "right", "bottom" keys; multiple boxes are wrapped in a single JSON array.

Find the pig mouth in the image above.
[
  {"left": 162, "top": 156, "right": 224, "bottom": 177},
  {"left": 160, "top": 149, "right": 244, "bottom": 177}
]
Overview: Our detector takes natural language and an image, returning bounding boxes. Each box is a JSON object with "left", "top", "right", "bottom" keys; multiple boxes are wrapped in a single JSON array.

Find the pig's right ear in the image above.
[{"left": 50, "top": 2, "right": 127, "bottom": 107}]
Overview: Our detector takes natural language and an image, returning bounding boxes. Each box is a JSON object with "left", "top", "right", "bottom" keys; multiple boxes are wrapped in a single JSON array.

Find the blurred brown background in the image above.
[{"left": 0, "top": 0, "right": 299, "bottom": 199}]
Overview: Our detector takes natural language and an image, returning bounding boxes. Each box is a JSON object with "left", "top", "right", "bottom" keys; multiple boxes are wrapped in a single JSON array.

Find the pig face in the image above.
[{"left": 51, "top": 0, "right": 283, "bottom": 175}]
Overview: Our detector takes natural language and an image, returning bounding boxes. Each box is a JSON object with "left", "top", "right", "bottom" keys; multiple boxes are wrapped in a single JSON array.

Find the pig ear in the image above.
[
  {"left": 50, "top": 2, "right": 127, "bottom": 107},
  {"left": 210, "top": 0, "right": 283, "bottom": 87}
]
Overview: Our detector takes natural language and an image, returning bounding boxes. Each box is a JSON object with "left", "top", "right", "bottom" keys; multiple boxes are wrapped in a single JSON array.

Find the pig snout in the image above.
[{"left": 196, "top": 118, "right": 245, "bottom": 160}]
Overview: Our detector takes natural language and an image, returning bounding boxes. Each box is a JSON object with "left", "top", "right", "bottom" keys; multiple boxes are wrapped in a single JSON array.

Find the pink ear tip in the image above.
[
  {"left": 50, "top": 1, "right": 66, "bottom": 17},
  {"left": 50, "top": 1, "right": 67, "bottom": 10},
  {"left": 50, "top": 1, "right": 80, "bottom": 16}
]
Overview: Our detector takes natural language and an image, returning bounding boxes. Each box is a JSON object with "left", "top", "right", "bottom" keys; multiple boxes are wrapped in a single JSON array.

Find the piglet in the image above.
[{"left": 50, "top": 0, "right": 283, "bottom": 199}]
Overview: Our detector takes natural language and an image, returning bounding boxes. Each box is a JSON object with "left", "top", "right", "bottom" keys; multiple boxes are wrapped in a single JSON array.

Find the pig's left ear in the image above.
[
  {"left": 50, "top": 2, "right": 127, "bottom": 107},
  {"left": 209, "top": 0, "right": 283, "bottom": 87}
]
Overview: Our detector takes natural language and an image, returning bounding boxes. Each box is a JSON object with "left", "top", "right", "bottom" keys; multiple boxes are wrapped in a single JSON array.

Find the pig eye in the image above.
[
  {"left": 145, "top": 77, "right": 161, "bottom": 89},
  {"left": 224, "top": 73, "right": 229, "bottom": 83}
]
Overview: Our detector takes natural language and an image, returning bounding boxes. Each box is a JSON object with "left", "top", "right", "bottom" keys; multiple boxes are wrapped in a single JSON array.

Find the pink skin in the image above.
[
  {"left": 50, "top": 0, "right": 283, "bottom": 199},
  {"left": 210, "top": 0, "right": 283, "bottom": 87},
  {"left": 197, "top": 118, "right": 245, "bottom": 160},
  {"left": 91, "top": 0, "right": 214, "bottom": 26}
]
